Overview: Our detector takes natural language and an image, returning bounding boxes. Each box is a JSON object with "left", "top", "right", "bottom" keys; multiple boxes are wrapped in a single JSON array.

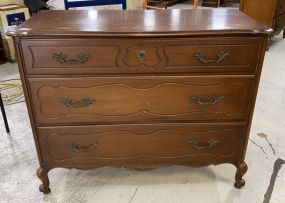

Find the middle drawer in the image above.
[{"left": 29, "top": 76, "right": 255, "bottom": 125}]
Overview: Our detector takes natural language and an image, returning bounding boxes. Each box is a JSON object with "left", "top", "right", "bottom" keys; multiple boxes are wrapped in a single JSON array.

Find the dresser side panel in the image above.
[
  {"left": 13, "top": 37, "right": 44, "bottom": 165},
  {"left": 240, "top": 36, "right": 269, "bottom": 161}
]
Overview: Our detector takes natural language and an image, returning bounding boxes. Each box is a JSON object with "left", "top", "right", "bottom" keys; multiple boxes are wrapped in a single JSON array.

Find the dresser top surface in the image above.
[{"left": 8, "top": 9, "right": 272, "bottom": 37}]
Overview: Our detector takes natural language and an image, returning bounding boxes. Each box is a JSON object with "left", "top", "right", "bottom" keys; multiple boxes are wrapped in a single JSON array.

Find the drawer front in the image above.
[
  {"left": 29, "top": 76, "right": 255, "bottom": 125},
  {"left": 21, "top": 38, "right": 261, "bottom": 75},
  {"left": 274, "top": 14, "right": 285, "bottom": 33},
  {"left": 38, "top": 123, "right": 246, "bottom": 168},
  {"left": 276, "top": 0, "right": 285, "bottom": 16}
]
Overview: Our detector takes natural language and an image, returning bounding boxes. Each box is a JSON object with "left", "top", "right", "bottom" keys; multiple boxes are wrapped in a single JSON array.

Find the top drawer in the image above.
[{"left": 21, "top": 38, "right": 262, "bottom": 75}]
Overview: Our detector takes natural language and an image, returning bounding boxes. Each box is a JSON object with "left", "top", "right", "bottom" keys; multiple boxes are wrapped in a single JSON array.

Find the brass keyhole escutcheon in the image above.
[{"left": 137, "top": 50, "right": 147, "bottom": 62}]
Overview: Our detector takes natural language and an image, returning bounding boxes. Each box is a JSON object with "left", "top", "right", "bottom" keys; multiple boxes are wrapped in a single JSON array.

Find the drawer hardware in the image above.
[
  {"left": 52, "top": 52, "right": 91, "bottom": 65},
  {"left": 137, "top": 50, "right": 147, "bottom": 62},
  {"left": 193, "top": 52, "right": 230, "bottom": 63},
  {"left": 60, "top": 97, "right": 95, "bottom": 108},
  {"left": 191, "top": 95, "right": 224, "bottom": 105},
  {"left": 188, "top": 139, "right": 219, "bottom": 149},
  {"left": 68, "top": 143, "right": 98, "bottom": 153}
]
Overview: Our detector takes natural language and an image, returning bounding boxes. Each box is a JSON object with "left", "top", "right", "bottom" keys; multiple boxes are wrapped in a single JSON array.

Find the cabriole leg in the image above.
[
  {"left": 234, "top": 161, "right": 248, "bottom": 189},
  {"left": 37, "top": 166, "right": 51, "bottom": 194}
]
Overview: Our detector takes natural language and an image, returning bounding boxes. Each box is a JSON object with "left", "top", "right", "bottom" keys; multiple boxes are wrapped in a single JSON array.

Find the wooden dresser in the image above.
[
  {"left": 240, "top": 0, "right": 285, "bottom": 38},
  {"left": 8, "top": 9, "right": 271, "bottom": 194}
]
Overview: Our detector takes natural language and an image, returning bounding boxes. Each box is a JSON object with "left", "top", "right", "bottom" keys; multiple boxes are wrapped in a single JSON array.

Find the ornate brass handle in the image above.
[
  {"left": 193, "top": 52, "right": 230, "bottom": 63},
  {"left": 137, "top": 50, "right": 147, "bottom": 62},
  {"left": 188, "top": 139, "right": 219, "bottom": 149},
  {"left": 60, "top": 97, "right": 95, "bottom": 108},
  {"left": 68, "top": 143, "right": 98, "bottom": 153},
  {"left": 191, "top": 95, "right": 224, "bottom": 105},
  {"left": 52, "top": 52, "right": 91, "bottom": 65}
]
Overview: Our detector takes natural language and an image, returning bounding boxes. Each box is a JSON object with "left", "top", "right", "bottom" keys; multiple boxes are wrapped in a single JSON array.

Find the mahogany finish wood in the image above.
[
  {"left": 8, "top": 9, "right": 271, "bottom": 194},
  {"left": 21, "top": 38, "right": 261, "bottom": 75},
  {"left": 240, "top": 0, "right": 285, "bottom": 39},
  {"left": 29, "top": 76, "right": 255, "bottom": 124},
  {"left": 8, "top": 9, "right": 271, "bottom": 37},
  {"left": 37, "top": 123, "right": 246, "bottom": 169}
]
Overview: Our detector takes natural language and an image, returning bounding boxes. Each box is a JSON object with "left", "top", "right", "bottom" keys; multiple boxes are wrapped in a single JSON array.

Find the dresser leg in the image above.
[
  {"left": 234, "top": 161, "right": 248, "bottom": 189},
  {"left": 283, "top": 29, "right": 285, "bottom": 38},
  {"left": 37, "top": 167, "right": 51, "bottom": 194}
]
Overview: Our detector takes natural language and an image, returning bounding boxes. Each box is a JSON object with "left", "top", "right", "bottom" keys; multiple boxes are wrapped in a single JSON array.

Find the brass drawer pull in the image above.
[
  {"left": 188, "top": 139, "right": 219, "bottom": 149},
  {"left": 137, "top": 50, "right": 147, "bottom": 62},
  {"left": 60, "top": 97, "right": 95, "bottom": 108},
  {"left": 68, "top": 143, "right": 98, "bottom": 153},
  {"left": 191, "top": 94, "right": 224, "bottom": 105},
  {"left": 52, "top": 52, "right": 91, "bottom": 65},
  {"left": 193, "top": 52, "right": 230, "bottom": 63}
]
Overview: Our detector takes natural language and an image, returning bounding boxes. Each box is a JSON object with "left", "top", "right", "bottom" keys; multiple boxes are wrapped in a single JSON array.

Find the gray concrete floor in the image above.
[{"left": 1, "top": 5, "right": 285, "bottom": 203}]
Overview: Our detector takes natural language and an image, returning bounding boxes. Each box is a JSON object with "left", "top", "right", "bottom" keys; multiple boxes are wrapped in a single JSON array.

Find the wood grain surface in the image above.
[{"left": 10, "top": 10, "right": 271, "bottom": 193}]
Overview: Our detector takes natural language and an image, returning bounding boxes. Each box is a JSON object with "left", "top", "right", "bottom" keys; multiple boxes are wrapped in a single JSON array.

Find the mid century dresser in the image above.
[
  {"left": 201, "top": 0, "right": 240, "bottom": 8},
  {"left": 8, "top": 9, "right": 271, "bottom": 194}
]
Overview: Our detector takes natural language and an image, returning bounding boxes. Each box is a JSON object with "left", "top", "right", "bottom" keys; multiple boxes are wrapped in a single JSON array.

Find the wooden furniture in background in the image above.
[
  {"left": 194, "top": 0, "right": 199, "bottom": 9},
  {"left": 240, "top": 0, "right": 285, "bottom": 38},
  {"left": 202, "top": 0, "right": 240, "bottom": 7},
  {"left": 143, "top": 0, "right": 165, "bottom": 9},
  {"left": 8, "top": 9, "right": 271, "bottom": 194}
]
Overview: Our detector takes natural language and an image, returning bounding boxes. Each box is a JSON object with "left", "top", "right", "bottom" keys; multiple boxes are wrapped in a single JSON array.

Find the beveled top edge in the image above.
[{"left": 7, "top": 9, "right": 273, "bottom": 37}]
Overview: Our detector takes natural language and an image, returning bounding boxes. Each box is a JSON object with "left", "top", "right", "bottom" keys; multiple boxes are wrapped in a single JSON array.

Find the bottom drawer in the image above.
[{"left": 38, "top": 123, "right": 247, "bottom": 169}]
